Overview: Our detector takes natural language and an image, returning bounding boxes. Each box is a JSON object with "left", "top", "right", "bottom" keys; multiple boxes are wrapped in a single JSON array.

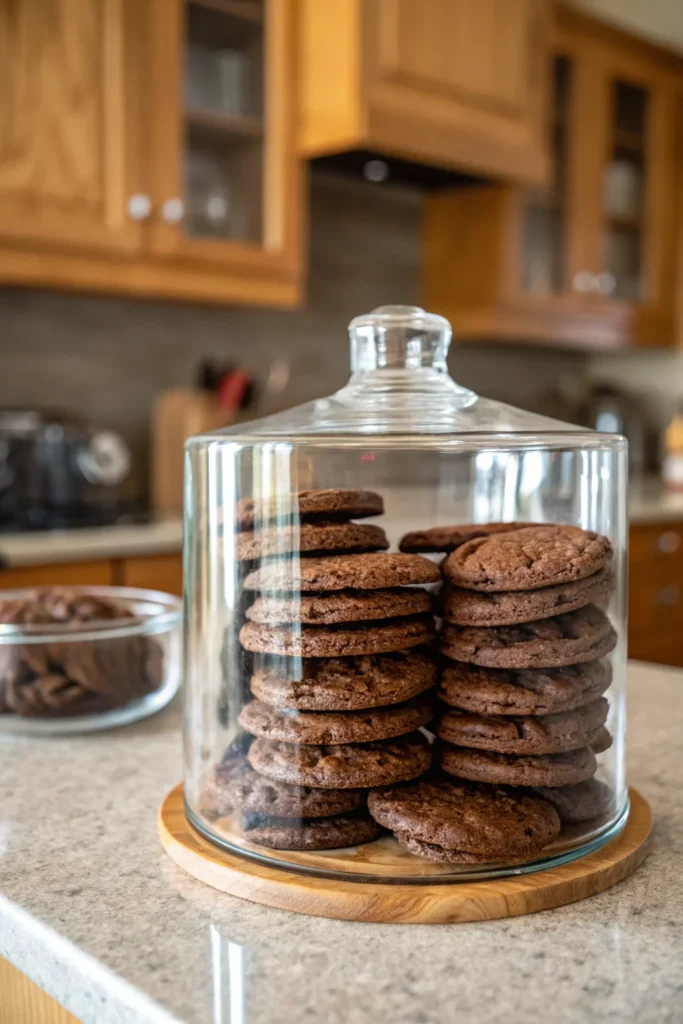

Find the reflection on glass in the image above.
[{"left": 211, "top": 926, "right": 247, "bottom": 1024}]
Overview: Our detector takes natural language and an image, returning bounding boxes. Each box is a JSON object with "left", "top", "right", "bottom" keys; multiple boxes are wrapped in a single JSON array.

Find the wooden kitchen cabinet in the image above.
[
  {"left": 118, "top": 554, "right": 183, "bottom": 596},
  {"left": 424, "top": 7, "right": 683, "bottom": 348},
  {"left": 0, "top": 560, "right": 114, "bottom": 590},
  {"left": 298, "top": 0, "right": 550, "bottom": 185},
  {"left": 0, "top": 0, "right": 142, "bottom": 258},
  {"left": 0, "top": 0, "right": 302, "bottom": 308},
  {"left": 629, "top": 522, "right": 683, "bottom": 666}
]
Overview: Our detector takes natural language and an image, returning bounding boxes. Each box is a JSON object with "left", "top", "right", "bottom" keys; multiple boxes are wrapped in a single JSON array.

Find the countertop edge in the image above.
[{"left": 0, "top": 897, "right": 182, "bottom": 1024}]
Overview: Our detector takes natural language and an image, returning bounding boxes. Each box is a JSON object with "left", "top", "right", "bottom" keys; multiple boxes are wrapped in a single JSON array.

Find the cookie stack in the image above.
[
  {"left": 214, "top": 488, "right": 442, "bottom": 851},
  {"left": 433, "top": 524, "right": 616, "bottom": 832}
]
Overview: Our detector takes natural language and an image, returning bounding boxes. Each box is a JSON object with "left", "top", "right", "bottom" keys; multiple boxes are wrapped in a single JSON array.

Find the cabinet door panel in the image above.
[
  {"left": 0, "top": 0, "right": 141, "bottom": 255},
  {"left": 145, "top": 0, "right": 301, "bottom": 278},
  {"left": 367, "top": 0, "right": 549, "bottom": 181}
]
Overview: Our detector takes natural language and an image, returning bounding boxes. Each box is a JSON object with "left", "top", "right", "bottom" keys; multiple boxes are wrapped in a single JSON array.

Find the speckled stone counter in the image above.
[{"left": 1, "top": 662, "right": 682, "bottom": 1024}]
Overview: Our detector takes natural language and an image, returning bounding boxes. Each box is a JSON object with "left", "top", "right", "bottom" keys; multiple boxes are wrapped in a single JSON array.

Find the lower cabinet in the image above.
[
  {"left": 118, "top": 553, "right": 183, "bottom": 596},
  {"left": 0, "top": 554, "right": 182, "bottom": 596},
  {"left": 629, "top": 522, "right": 683, "bottom": 666},
  {"left": 0, "top": 560, "right": 114, "bottom": 588},
  {"left": 0, "top": 956, "right": 81, "bottom": 1024}
]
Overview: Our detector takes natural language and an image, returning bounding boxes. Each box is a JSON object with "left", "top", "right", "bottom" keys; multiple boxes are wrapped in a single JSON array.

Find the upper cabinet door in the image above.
[
  {"left": 298, "top": 0, "right": 550, "bottom": 185},
  {"left": 0, "top": 0, "right": 142, "bottom": 255},
  {"left": 366, "top": 0, "right": 549, "bottom": 181},
  {"left": 592, "top": 61, "right": 680, "bottom": 345},
  {"left": 145, "top": 0, "right": 301, "bottom": 281}
]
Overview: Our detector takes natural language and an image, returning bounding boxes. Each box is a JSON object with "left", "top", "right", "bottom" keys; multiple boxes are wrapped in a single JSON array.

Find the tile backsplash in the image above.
[{"left": 1, "top": 172, "right": 587, "bottom": 500}]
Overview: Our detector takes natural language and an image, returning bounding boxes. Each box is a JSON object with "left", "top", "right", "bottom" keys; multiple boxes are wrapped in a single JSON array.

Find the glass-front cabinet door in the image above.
[
  {"left": 519, "top": 55, "right": 574, "bottom": 298},
  {"left": 592, "top": 53, "right": 679, "bottom": 343},
  {"left": 145, "top": 0, "right": 301, "bottom": 294}
]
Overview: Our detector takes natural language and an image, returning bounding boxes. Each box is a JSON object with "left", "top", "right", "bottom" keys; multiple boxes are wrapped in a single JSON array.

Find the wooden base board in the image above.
[{"left": 159, "top": 785, "right": 652, "bottom": 924}]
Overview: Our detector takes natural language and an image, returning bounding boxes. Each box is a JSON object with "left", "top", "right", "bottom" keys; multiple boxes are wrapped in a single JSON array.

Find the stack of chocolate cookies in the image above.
[
  {"left": 431, "top": 524, "right": 616, "bottom": 830},
  {"left": 214, "top": 488, "right": 442, "bottom": 851}
]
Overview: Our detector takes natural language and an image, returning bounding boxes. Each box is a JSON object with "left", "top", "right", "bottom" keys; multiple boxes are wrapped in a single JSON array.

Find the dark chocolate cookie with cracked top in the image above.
[
  {"left": 240, "top": 615, "right": 435, "bottom": 658},
  {"left": 236, "top": 521, "right": 389, "bottom": 561},
  {"left": 240, "top": 810, "right": 384, "bottom": 850},
  {"left": 251, "top": 649, "right": 438, "bottom": 711},
  {"left": 247, "top": 731, "right": 432, "bottom": 788},
  {"left": 368, "top": 779, "right": 560, "bottom": 859},
  {"left": 443, "top": 524, "right": 613, "bottom": 592},
  {"left": 399, "top": 521, "right": 535, "bottom": 554},
  {"left": 436, "top": 696, "right": 609, "bottom": 755},
  {"left": 442, "top": 568, "right": 614, "bottom": 628},
  {"left": 238, "top": 693, "right": 434, "bottom": 745},
  {"left": 438, "top": 660, "right": 612, "bottom": 716},
  {"left": 440, "top": 605, "right": 617, "bottom": 670},
  {"left": 246, "top": 587, "right": 431, "bottom": 625},
  {"left": 439, "top": 742, "right": 597, "bottom": 787},
  {"left": 236, "top": 489, "right": 384, "bottom": 530},
  {"left": 243, "top": 552, "right": 441, "bottom": 593},
  {"left": 206, "top": 757, "right": 364, "bottom": 818},
  {"left": 533, "top": 779, "right": 615, "bottom": 824}
]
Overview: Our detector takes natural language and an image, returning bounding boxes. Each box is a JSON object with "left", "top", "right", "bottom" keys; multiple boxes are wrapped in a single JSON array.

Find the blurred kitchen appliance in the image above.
[
  {"left": 0, "top": 410, "right": 131, "bottom": 531},
  {"left": 577, "top": 383, "right": 647, "bottom": 478}
]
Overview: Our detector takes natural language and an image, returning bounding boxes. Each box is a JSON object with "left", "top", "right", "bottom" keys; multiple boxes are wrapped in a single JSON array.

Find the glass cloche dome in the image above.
[{"left": 182, "top": 305, "right": 627, "bottom": 881}]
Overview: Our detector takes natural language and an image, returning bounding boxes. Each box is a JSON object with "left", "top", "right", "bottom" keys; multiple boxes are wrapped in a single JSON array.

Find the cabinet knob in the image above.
[
  {"left": 572, "top": 271, "right": 593, "bottom": 294},
  {"left": 657, "top": 531, "right": 680, "bottom": 554},
  {"left": 596, "top": 272, "right": 616, "bottom": 296},
  {"left": 127, "top": 193, "right": 152, "bottom": 220},
  {"left": 162, "top": 198, "right": 185, "bottom": 224}
]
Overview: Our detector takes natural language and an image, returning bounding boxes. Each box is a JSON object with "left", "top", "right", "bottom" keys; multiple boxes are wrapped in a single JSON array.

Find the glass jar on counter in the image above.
[{"left": 182, "top": 305, "right": 627, "bottom": 880}]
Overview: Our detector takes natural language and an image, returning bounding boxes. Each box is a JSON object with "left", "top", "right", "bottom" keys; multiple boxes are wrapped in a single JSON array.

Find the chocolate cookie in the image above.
[
  {"left": 439, "top": 660, "right": 612, "bottom": 716},
  {"left": 395, "top": 833, "right": 514, "bottom": 864},
  {"left": 240, "top": 616, "right": 435, "bottom": 657},
  {"left": 533, "top": 779, "right": 615, "bottom": 823},
  {"left": 436, "top": 697, "right": 609, "bottom": 755},
  {"left": 440, "top": 606, "right": 617, "bottom": 670},
  {"left": 247, "top": 731, "right": 432, "bottom": 788},
  {"left": 443, "top": 525, "right": 613, "bottom": 592},
  {"left": 438, "top": 742, "right": 597, "bottom": 787},
  {"left": 399, "top": 522, "right": 534, "bottom": 554},
  {"left": 591, "top": 727, "right": 613, "bottom": 754},
  {"left": 251, "top": 649, "right": 438, "bottom": 711},
  {"left": 246, "top": 587, "right": 431, "bottom": 625},
  {"left": 236, "top": 521, "right": 389, "bottom": 561},
  {"left": 236, "top": 489, "right": 384, "bottom": 529},
  {"left": 239, "top": 694, "right": 433, "bottom": 745},
  {"left": 442, "top": 569, "right": 614, "bottom": 628},
  {"left": 243, "top": 552, "right": 441, "bottom": 593},
  {"left": 209, "top": 758, "right": 364, "bottom": 817},
  {"left": 368, "top": 779, "right": 559, "bottom": 859},
  {"left": 240, "top": 810, "right": 383, "bottom": 850}
]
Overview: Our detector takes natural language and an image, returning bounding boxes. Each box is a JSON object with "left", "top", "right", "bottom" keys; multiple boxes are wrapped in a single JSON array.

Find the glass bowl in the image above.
[{"left": 0, "top": 586, "right": 182, "bottom": 734}]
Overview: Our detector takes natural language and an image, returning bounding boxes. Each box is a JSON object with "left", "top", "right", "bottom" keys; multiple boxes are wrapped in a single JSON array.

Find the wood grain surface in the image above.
[
  {"left": 159, "top": 784, "right": 652, "bottom": 924},
  {"left": 0, "top": 956, "right": 81, "bottom": 1024}
]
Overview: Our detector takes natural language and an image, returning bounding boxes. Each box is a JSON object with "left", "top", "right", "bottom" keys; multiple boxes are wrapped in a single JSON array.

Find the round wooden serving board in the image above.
[{"left": 159, "top": 785, "right": 652, "bottom": 924}]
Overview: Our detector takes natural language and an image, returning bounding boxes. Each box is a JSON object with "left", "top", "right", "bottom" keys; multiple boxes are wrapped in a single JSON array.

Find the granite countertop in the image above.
[
  {"left": 0, "top": 661, "right": 682, "bottom": 1024},
  {"left": 0, "top": 518, "right": 183, "bottom": 567}
]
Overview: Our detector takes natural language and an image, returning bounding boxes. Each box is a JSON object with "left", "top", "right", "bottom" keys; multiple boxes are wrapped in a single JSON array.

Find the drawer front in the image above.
[{"left": 629, "top": 522, "right": 683, "bottom": 665}]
